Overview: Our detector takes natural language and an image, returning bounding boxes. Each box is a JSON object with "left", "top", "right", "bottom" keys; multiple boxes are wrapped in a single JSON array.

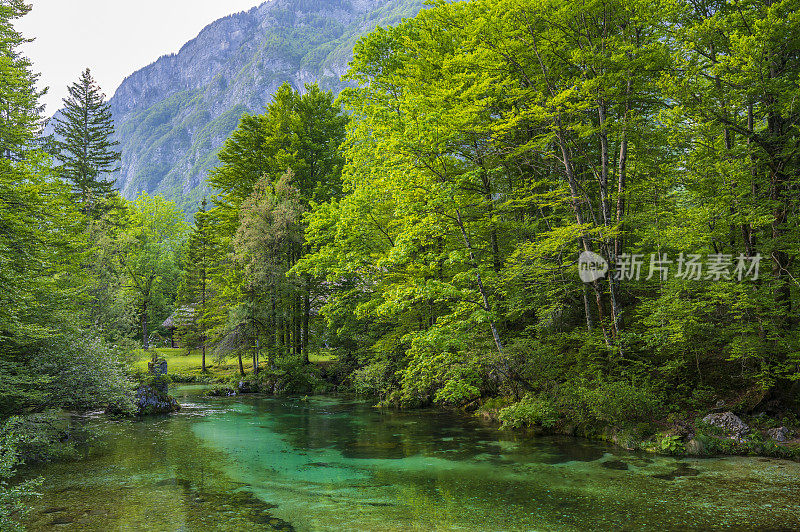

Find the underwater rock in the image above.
[
  {"left": 702, "top": 412, "right": 750, "bottom": 436},
  {"left": 601, "top": 459, "right": 629, "bottom": 470},
  {"left": 685, "top": 438, "right": 706, "bottom": 456},
  {"left": 40, "top": 507, "right": 68, "bottom": 515},
  {"left": 48, "top": 516, "right": 75, "bottom": 526},
  {"left": 652, "top": 463, "right": 701, "bottom": 481},
  {"left": 766, "top": 427, "right": 793, "bottom": 442}
]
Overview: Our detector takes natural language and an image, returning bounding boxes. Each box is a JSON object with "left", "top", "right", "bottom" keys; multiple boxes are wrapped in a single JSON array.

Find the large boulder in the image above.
[
  {"left": 766, "top": 426, "right": 793, "bottom": 442},
  {"left": 702, "top": 412, "right": 750, "bottom": 436},
  {"left": 135, "top": 357, "right": 180, "bottom": 415},
  {"left": 135, "top": 385, "right": 180, "bottom": 416}
]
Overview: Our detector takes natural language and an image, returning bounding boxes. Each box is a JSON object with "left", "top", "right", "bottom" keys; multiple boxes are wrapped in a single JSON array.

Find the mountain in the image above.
[{"left": 107, "top": 0, "right": 426, "bottom": 212}]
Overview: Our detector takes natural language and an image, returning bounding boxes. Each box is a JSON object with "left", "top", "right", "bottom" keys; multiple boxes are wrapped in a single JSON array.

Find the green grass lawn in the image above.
[
  {"left": 132, "top": 348, "right": 338, "bottom": 378},
  {"left": 309, "top": 351, "right": 337, "bottom": 363},
  {"left": 132, "top": 348, "right": 243, "bottom": 378}
]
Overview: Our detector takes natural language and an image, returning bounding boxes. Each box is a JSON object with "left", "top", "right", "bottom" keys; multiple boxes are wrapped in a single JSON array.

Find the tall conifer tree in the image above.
[
  {"left": 53, "top": 68, "right": 120, "bottom": 217},
  {"left": 178, "top": 198, "right": 219, "bottom": 372}
]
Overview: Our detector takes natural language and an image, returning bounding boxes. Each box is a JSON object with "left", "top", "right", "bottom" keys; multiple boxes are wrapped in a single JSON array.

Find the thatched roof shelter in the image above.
[{"left": 162, "top": 306, "right": 196, "bottom": 329}]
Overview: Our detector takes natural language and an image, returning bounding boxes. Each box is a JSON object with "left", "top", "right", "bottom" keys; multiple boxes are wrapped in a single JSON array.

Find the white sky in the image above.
[{"left": 18, "top": 0, "right": 265, "bottom": 114}]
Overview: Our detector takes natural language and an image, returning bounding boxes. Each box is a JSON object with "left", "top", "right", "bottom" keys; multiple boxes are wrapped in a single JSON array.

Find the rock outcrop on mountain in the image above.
[{"left": 108, "top": 0, "right": 425, "bottom": 211}]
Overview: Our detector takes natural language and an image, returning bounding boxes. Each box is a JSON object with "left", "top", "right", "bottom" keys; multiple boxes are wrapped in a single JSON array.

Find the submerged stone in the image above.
[
  {"left": 48, "top": 516, "right": 75, "bottom": 526},
  {"left": 601, "top": 459, "right": 629, "bottom": 471},
  {"left": 40, "top": 507, "right": 68, "bottom": 515},
  {"left": 653, "top": 463, "right": 701, "bottom": 481}
]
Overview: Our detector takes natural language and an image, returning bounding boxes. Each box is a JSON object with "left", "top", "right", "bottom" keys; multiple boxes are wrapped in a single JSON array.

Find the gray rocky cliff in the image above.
[{"left": 105, "top": 0, "right": 425, "bottom": 212}]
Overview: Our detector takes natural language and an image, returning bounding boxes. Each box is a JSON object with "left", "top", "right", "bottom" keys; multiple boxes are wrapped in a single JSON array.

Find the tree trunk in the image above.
[
  {"left": 743, "top": 103, "right": 755, "bottom": 257},
  {"left": 201, "top": 262, "right": 207, "bottom": 372},
  {"left": 556, "top": 127, "right": 611, "bottom": 346},
  {"left": 253, "top": 339, "right": 259, "bottom": 375},
  {"left": 303, "top": 276, "right": 310, "bottom": 364},
  {"left": 598, "top": 103, "right": 622, "bottom": 338},
  {"left": 142, "top": 300, "right": 149, "bottom": 351},
  {"left": 269, "top": 289, "right": 276, "bottom": 368},
  {"left": 583, "top": 283, "right": 594, "bottom": 331},
  {"left": 453, "top": 206, "right": 504, "bottom": 356},
  {"left": 295, "top": 294, "right": 302, "bottom": 357}
]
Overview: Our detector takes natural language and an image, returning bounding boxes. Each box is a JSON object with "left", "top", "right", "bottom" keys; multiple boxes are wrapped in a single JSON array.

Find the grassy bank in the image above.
[{"left": 131, "top": 348, "right": 338, "bottom": 382}]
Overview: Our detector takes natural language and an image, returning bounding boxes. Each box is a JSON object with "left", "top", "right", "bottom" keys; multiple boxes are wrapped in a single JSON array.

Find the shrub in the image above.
[
  {"left": 497, "top": 380, "right": 664, "bottom": 431},
  {"left": 0, "top": 429, "right": 42, "bottom": 532},
  {"left": 352, "top": 361, "right": 393, "bottom": 397},
  {"left": 581, "top": 381, "right": 664, "bottom": 426},
  {"left": 499, "top": 395, "right": 558, "bottom": 429},
  {"left": 657, "top": 434, "right": 685, "bottom": 455},
  {"left": 40, "top": 335, "right": 133, "bottom": 412}
]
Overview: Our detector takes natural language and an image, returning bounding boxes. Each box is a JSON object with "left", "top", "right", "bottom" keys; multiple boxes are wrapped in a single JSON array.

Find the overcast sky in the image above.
[{"left": 18, "top": 0, "right": 265, "bottom": 114}]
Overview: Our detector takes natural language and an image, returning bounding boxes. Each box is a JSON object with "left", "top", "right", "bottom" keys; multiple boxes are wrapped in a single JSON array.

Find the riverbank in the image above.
[
  {"left": 18, "top": 389, "right": 800, "bottom": 531},
  {"left": 127, "top": 349, "right": 800, "bottom": 461},
  {"left": 473, "top": 401, "right": 800, "bottom": 461},
  {"left": 131, "top": 348, "right": 337, "bottom": 383}
]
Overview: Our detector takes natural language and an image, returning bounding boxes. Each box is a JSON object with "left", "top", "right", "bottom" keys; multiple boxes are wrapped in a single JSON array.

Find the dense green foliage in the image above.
[
  {"left": 2, "top": 4, "right": 800, "bottom": 527},
  {"left": 0, "top": 2, "right": 130, "bottom": 526},
  {"left": 177, "top": 199, "right": 218, "bottom": 370},
  {"left": 205, "top": 82, "right": 347, "bottom": 373},
  {"left": 174, "top": 0, "right": 800, "bottom": 432},
  {"left": 287, "top": 0, "right": 799, "bottom": 421},
  {"left": 114, "top": 193, "right": 187, "bottom": 350},
  {"left": 0, "top": 4, "right": 192, "bottom": 527}
]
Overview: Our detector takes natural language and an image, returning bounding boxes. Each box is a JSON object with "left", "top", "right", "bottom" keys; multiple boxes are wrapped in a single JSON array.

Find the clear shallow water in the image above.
[{"left": 22, "top": 386, "right": 800, "bottom": 531}]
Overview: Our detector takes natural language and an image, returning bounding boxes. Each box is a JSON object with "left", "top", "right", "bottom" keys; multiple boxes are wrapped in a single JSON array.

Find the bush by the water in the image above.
[
  {"left": 224, "top": 355, "right": 329, "bottom": 395},
  {"left": 498, "top": 381, "right": 664, "bottom": 430},
  {"left": 0, "top": 430, "right": 41, "bottom": 532},
  {"left": 499, "top": 395, "right": 558, "bottom": 429}
]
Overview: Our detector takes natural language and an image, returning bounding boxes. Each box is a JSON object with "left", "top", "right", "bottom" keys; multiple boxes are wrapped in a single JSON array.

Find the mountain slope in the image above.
[{"left": 109, "top": 0, "right": 426, "bottom": 211}]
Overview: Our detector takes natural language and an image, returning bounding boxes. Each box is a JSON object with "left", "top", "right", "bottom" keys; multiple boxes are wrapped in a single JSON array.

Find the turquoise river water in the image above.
[{"left": 21, "top": 385, "right": 800, "bottom": 531}]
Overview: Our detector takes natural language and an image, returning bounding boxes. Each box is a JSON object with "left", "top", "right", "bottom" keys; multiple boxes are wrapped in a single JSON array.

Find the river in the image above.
[{"left": 21, "top": 385, "right": 800, "bottom": 531}]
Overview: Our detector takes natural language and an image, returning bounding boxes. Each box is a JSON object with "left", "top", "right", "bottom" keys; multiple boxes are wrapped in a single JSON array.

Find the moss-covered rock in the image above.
[{"left": 134, "top": 385, "right": 180, "bottom": 416}]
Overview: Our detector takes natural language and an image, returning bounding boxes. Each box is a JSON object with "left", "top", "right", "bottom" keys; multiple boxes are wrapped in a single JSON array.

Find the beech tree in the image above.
[
  {"left": 208, "top": 83, "right": 346, "bottom": 366},
  {"left": 116, "top": 193, "right": 187, "bottom": 350},
  {"left": 296, "top": 0, "right": 800, "bottom": 410}
]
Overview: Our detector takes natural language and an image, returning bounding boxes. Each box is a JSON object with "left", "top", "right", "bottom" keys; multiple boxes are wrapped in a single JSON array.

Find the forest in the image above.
[{"left": 1, "top": 0, "right": 800, "bottom": 528}]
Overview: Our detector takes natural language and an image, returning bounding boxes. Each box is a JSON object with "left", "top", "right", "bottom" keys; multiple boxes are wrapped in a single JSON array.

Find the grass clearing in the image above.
[{"left": 132, "top": 348, "right": 338, "bottom": 379}]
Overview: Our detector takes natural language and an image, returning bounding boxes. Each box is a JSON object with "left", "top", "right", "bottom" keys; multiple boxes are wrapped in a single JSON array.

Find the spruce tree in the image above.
[
  {"left": 53, "top": 68, "right": 120, "bottom": 217},
  {"left": 177, "top": 198, "right": 218, "bottom": 371}
]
